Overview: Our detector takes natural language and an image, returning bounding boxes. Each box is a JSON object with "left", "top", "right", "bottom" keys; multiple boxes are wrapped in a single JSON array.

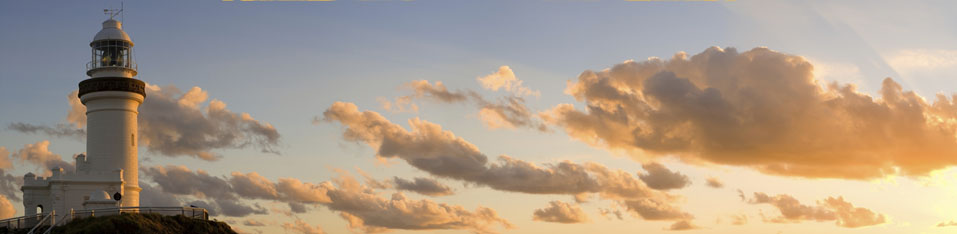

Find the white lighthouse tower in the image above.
[
  {"left": 79, "top": 12, "right": 144, "bottom": 208},
  {"left": 21, "top": 11, "right": 144, "bottom": 216}
]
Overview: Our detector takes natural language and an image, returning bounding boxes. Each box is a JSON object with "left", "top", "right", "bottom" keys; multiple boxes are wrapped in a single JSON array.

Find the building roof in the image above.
[{"left": 93, "top": 19, "right": 131, "bottom": 42}]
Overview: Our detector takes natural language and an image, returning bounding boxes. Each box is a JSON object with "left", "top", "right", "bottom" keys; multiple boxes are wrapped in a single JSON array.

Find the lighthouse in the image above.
[
  {"left": 79, "top": 14, "right": 144, "bottom": 207},
  {"left": 21, "top": 12, "right": 144, "bottom": 215}
]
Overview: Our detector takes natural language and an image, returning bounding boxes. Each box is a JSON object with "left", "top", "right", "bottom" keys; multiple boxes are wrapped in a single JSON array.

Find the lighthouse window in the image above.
[
  {"left": 92, "top": 40, "right": 132, "bottom": 69},
  {"left": 131, "top": 134, "right": 135, "bottom": 146}
]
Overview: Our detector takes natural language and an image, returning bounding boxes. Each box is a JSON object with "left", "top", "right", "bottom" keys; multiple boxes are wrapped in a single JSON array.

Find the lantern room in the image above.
[{"left": 86, "top": 19, "right": 137, "bottom": 78}]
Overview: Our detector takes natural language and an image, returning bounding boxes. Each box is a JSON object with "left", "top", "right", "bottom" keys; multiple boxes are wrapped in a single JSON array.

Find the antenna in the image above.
[{"left": 104, "top": 5, "right": 123, "bottom": 20}]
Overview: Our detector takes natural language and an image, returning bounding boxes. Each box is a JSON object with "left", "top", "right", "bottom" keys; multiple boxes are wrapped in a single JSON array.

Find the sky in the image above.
[{"left": 2, "top": 0, "right": 957, "bottom": 233}]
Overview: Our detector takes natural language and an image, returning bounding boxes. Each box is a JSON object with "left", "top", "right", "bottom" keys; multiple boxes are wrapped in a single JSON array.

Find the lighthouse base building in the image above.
[{"left": 21, "top": 156, "right": 126, "bottom": 216}]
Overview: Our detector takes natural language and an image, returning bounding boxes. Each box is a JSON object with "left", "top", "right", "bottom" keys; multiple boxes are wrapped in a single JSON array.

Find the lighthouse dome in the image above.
[
  {"left": 90, "top": 190, "right": 113, "bottom": 202},
  {"left": 93, "top": 19, "right": 132, "bottom": 42}
]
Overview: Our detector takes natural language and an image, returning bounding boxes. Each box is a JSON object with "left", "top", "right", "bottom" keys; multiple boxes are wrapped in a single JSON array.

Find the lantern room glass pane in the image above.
[{"left": 92, "top": 40, "right": 133, "bottom": 69}]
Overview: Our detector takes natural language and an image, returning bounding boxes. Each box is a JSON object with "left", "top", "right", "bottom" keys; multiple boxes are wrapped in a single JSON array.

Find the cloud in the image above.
[
  {"left": 216, "top": 199, "right": 267, "bottom": 217},
  {"left": 144, "top": 165, "right": 511, "bottom": 233},
  {"left": 274, "top": 177, "right": 332, "bottom": 204},
  {"left": 598, "top": 208, "right": 623, "bottom": 220},
  {"left": 0, "top": 169, "right": 22, "bottom": 203},
  {"left": 142, "top": 165, "right": 267, "bottom": 217},
  {"left": 321, "top": 102, "right": 688, "bottom": 221},
  {"left": 532, "top": 201, "right": 589, "bottom": 223},
  {"left": 747, "top": 192, "right": 885, "bottom": 228},
  {"left": 0, "top": 147, "right": 12, "bottom": 170},
  {"left": 886, "top": 49, "right": 957, "bottom": 71},
  {"left": 476, "top": 96, "right": 548, "bottom": 131},
  {"left": 282, "top": 219, "right": 326, "bottom": 234},
  {"left": 288, "top": 202, "right": 308, "bottom": 213},
  {"left": 143, "top": 165, "right": 236, "bottom": 200},
  {"left": 66, "top": 90, "right": 86, "bottom": 128},
  {"left": 543, "top": 46, "right": 957, "bottom": 179},
  {"left": 378, "top": 80, "right": 547, "bottom": 131},
  {"left": 0, "top": 195, "right": 15, "bottom": 219},
  {"left": 229, "top": 171, "right": 280, "bottom": 200},
  {"left": 620, "top": 198, "right": 692, "bottom": 221},
  {"left": 477, "top": 66, "right": 540, "bottom": 97},
  {"left": 938, "top": 220, "right": 957, "bottom": 227},
  {"left": 393, "top": 177, "right": 454, "bottom": 196},
  {"left": 749, "top": 192, "right": 836, "bottom": 223},
  {"left": 6, "top": 123, "right": 84, "bottom": 140},
  {"left": 376, "top": 80, "right": 469, "bottom": 113},
  {"left": 138, "top": 183, "right": 181, "bottom": 207},
  {"left": 355, "top": 168, "right": 392, "bottom": 190},
  {"left": 638, "top": 163, "right": 691, "bottom": 190},
  {"left": 243, "top": 219, "right": 267, "bottom": 227},
  {"left": 667, "top": 220, "right": 698, "bottom": 231},
  {"left": 12, "top": 140, "right": 73, "bottom": 176},
  {"left": 705, "top": 177, "right": 723, "bottom": 188},
  {"left": 67, "top": 85, "right": 280, "bottom": 161},
  {"left": 821, "top": 196, "right": 887, "bottom": 228},
  {"left": 324, "top": 172, "right": 512, "bottom": 234},
  {"left": 729, "top": 214, "right": 747, "bottom": 225}
]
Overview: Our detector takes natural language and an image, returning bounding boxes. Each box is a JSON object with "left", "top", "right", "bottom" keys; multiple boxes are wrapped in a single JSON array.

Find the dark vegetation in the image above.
[{"left": 0, "top": 213, "right": 236, "bottom": 234}]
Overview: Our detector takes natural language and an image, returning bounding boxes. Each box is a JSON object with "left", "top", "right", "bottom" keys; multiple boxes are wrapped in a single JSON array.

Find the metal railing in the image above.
[
  {"left": 26, "top": 210, "right": 54, "bottom": 234},
  {"left": 0, "top": 206, "right": 208, "bottom": 232},
  {"left": 0, "top": 213, "right": 48, "bottom": 230},
  {"left": 86, "top": 61, "right": 137, "bottom": 71}
]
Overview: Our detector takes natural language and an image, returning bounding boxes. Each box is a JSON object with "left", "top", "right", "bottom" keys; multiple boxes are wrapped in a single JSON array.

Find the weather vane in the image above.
[{"left": 103, "top": 2, "right": 124, "bottom": 20}]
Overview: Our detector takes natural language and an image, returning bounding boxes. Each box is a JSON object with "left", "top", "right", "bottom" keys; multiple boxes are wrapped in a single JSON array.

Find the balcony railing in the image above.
[{"left": 86, "top": 61, "right": 137, "bottom": 71}]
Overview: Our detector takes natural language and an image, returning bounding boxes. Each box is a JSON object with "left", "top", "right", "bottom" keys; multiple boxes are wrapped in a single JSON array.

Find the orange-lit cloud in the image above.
[
  {"left": 477, "top": 66, "right": 540, "bottom": 97},
  {"left": 319, "top": 171, "right": 514, "bottom": 234},
  {"left": 0, "top": 194, "right": 14, "bottom": 219},
  {"left": 667, "top": 220, "right": 698, "bottom": 231},
  {"left": 66, "top": 90, "right": 86, "bottom": 128},
  {"left": 938, "top": 220, "right": 957, "bottom": 227},
  {"left": 705, "top": 177, "right": 723, "bottom": 188},
  {"left": 543, "top": 47, "right": 957, "bottom": 179},
  {"left": 282, "top": 219, "right": 326, "bottom": 234},
  {"left": 533, "top": 201, "right": 589, "bottom": 223},
  {"left": 747, "top": 192, "right": 885, "bottom": 228},
  {"left": 11, "top": 140, "right": 72, "bottom": 176},
  {"left": 243, "top": 219, "right": 267, "bottom": 227},
  {"left": 379, "top": 80, "right": 547, "bottom": 131},
  {"left": 0, "top": 147, "right": 11, "bottom": 170}
]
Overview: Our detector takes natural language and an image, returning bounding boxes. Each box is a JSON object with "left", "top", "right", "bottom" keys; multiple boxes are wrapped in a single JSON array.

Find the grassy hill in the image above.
[{"left": 0, "top": 213, "right": 237, "bottom": 234}]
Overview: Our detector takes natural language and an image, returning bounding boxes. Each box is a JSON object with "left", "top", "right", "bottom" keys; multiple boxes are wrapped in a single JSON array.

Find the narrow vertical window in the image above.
[{"left": 131, "top": 134, "right": 135, "bottom": 146}]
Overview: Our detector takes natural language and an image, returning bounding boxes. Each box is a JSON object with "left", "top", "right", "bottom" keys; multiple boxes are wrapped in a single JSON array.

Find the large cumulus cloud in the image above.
[{"left": 542, "top": 47, "right": 957, "bottom": 179}]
